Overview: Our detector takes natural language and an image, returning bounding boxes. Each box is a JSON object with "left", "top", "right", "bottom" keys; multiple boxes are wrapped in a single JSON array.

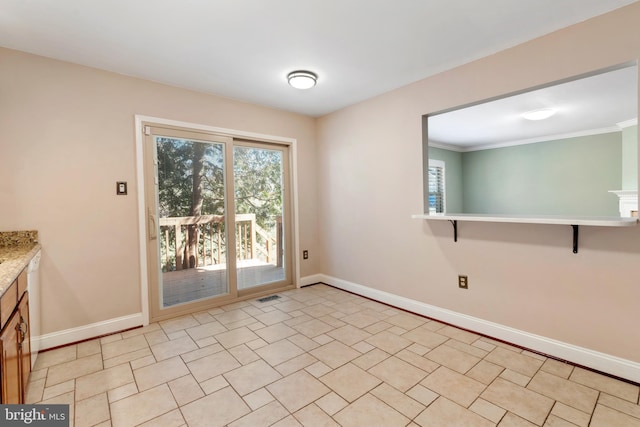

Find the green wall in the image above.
[
  {"left": 430, "top": 132, "right": 624, "bottom": 216},
  {"left": 622, "top": 124, "right": 638, "bottom": 190}
]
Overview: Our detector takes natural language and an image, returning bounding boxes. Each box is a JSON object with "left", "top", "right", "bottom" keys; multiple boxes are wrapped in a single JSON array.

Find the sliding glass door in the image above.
[{"left": 143, "top": 124, "right": 292, "bottom": 321}]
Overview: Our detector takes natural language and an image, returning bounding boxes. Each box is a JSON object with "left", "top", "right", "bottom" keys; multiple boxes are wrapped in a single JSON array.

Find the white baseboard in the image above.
[
  {"left": 318, "top": 274, "right": 640, "bottom": 384},
  {"left": 36, "top": 276, "right": 324, "bottom": 351},
  {"left": 299, "top": 274, "right": 324, "bottom": 287},
  {"left": 36, "top": 313, "right": 144, "bottom": 351}
]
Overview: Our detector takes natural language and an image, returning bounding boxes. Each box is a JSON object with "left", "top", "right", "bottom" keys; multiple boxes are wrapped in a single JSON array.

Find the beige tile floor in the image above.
[{"left": 27, "top": 284, "right": 640, "bottom": 427}]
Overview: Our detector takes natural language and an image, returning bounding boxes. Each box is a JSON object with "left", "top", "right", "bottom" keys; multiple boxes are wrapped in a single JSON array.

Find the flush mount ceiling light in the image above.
[
  {"left": 287, "top": 70, "right": 317, "bottom": 89},
  {"left": 522, "top": 107, "right": 557, "bottom": 121}
]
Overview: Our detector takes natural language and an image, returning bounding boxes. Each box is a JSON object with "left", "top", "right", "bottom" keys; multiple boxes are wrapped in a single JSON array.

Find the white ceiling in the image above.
[
  {"left": 0, "top": 0, "right": 638, "bottom": 117},
  {"left": 429, "top": 64, "right": 638, "bottom": 150}
]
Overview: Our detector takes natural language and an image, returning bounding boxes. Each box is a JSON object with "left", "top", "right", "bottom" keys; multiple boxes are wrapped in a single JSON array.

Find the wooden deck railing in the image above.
[{"left": 159, "top": 214, "right": 282, "bottom": 272}]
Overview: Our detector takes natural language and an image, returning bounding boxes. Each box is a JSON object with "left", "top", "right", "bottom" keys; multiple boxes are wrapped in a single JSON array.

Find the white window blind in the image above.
[{"left": 428, "top": 159, "right": 445, "bottom": 214}]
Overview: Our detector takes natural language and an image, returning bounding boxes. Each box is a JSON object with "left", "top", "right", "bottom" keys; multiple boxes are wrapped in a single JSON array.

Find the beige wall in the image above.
[
  {"left": 0, "top": 48, "right": 319, "bottom": 335},
  {"left": 317, "top": 3, "right": 640, "bottom": 363}
]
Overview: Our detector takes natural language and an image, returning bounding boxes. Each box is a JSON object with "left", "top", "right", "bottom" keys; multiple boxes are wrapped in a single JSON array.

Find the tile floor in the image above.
[{"left": 27, "top": 284, "right": 640, "bottom": 427}]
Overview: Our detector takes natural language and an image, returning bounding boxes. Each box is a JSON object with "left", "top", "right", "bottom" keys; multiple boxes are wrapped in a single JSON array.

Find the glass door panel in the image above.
[
  {"left": 156, "top": 136, "right": 229, "bottom": 307},
  {"left": 144, "top": 124, "right": 236, "bottom": 322},
  {"left": 233, "top": 145, "right": 288, "bottom": 290}
]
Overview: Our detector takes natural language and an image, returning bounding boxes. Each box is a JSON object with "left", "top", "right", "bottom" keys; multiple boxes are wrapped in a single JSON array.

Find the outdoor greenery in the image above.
[
  {"left": 233, "top": 145, "right": 284, "bottom": 230},
  {"left": 157, "top": 137, "right": 225, "bottom": 218},
  {"left": 156, "top": 137, "right": 283, "bottom": 270}
]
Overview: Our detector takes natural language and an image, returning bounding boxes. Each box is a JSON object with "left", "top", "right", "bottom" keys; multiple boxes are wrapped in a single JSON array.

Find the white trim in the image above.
[
  {"left": 36, "top": 313, "right": 144, "bottom": 351},
  {"left": 465, "top": 126, "right": 621, "bottom": 152},
  {"left": 429, "top": 125, "right": 624, "bottom": 153},
  {"left": 299, "top": 274, "right": 324, "bottom": 287},
  {"left": 617, "top": 118, "right": 638, "bottom": 128},
  {"left": 291, "top": 140, "right": 302, "bottom": 288},
  {"left": 428, "top": 142, "right": 465, "bottom": 152},
  {"left": 318, "top": 274, "right": 640, "bottom": 383},
  {"left": 134, "top": 115, "right": 297, "bottom": 144},
  {"left": 134, "top": 115, "right": 301, "bottom": 320},
  {"left": 134, "top": 118, "right": 150, "bottom": 326}
]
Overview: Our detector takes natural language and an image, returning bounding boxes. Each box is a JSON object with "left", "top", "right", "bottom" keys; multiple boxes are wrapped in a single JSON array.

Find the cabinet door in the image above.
[
  {"left": 18, "top": 294, "right": 31, "bottom": 398},
  {"left": 0, "top": 311, "right": 22, "bottom": 403}
]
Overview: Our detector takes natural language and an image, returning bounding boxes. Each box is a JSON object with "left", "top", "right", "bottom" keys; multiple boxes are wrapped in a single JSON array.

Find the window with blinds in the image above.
[{"left": 428, "top": 159, "right": 445, "bottom": 214}]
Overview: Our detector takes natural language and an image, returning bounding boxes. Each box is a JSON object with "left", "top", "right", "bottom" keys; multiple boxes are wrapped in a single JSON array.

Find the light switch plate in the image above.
[{"left": 116, "top": 181, "right": 127, "bottom": 195}]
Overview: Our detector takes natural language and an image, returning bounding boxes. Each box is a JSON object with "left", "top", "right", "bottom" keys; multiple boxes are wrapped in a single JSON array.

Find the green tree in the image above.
[
  {"left": 233, "top": 146, "right": 283, "bottom": 230},
  {"left": 156, "top": 138, "right": 283, "bottom": 270},
  {"left": 157, "top": 138, "right": 225, "bottom": 269}
]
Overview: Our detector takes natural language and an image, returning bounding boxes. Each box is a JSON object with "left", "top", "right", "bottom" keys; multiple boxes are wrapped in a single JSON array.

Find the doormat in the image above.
[{"left": 257, "top": 295, "right": 281, "bottom": 303}]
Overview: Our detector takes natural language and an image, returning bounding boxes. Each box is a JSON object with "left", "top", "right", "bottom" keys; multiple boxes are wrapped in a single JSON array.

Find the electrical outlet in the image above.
[
  {"left": 458, "top": 275, "right": 468, "bottom": 289},
  {"left": 303, "top": 250, "right": 309, "bottom": 260}
]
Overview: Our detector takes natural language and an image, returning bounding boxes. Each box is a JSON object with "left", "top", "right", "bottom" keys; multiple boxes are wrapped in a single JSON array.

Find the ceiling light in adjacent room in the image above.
[
  {"left": 287, "top": 70, "right": 317, "bottom": 89},
  {"left": 522, "top": 108, "right": 557, "bottom": 121}
]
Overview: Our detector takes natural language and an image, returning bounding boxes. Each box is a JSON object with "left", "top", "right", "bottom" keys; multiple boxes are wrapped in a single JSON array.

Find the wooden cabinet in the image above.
[
  {"left": 0, "top": 281, "right": 17, "bottom": 328},
  {"left": 0, "top": 309, "right": 21, "bottom": 403},
  {"left": 0, "top": 268, "right": 31, "bottom": 404}
]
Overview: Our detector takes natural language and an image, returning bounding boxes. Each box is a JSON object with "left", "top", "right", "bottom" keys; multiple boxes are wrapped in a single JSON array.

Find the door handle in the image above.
[
  {"left": 18, "top": 316, "right": 27, "bottom": 344},
  {"left": 148, "top": 208, "right": 157, "bottom": 240}
]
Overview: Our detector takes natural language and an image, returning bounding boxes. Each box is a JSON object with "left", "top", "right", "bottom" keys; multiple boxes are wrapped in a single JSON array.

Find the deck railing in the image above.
[{"left": 159, "top": 214, "right": 282, "bottom": 272}]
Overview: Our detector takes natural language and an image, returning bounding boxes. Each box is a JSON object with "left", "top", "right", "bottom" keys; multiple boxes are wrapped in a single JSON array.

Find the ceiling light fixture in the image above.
[
  {"left": 287, "top": 70, "right": 317, "bottom": 89},
  {"left": 522, "top": 108, "right": 557, "bottom": 121}
]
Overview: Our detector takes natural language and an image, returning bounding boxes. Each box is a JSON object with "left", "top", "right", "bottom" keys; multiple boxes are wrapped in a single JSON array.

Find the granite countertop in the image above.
[{"left": 0, "top": 230, "right": 41, "bottom": 297}]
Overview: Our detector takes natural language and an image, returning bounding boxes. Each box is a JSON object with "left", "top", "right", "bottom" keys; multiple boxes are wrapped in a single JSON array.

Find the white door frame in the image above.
[{"left": 134, "top": 115, "right": 301, "bottom": 325}]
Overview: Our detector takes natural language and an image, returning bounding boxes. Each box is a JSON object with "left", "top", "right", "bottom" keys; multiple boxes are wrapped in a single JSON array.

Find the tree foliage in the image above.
[
  {"left": 156, "top": 137, "right": 283, "bottom": 270},
  {"left": 157, "top": 138, "right": 283, "bottom": 228},
  {"left": 157, "top": 138, "right": 225, "bottom": 218},
  {"left": 233, "top": 145, "right": 283, "bottom": 230}
]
